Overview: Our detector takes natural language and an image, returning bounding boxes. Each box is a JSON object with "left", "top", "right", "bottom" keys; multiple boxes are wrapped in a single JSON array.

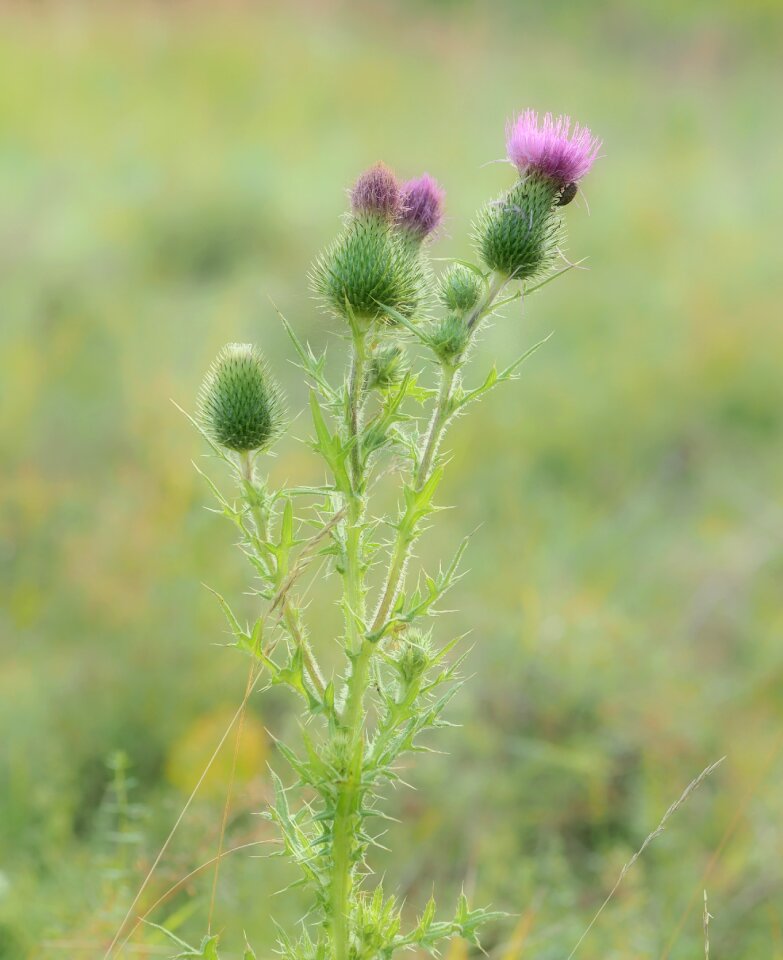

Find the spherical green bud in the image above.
[
  {"left": 473, "top": 174, "right": 563, "bottom": 280},
  {"left": 438, "top": 264, "right": 482, "bottom": 313},
  {"left": 309, "top": 214, "right": 425, "bottom": 325},
  {"left": 427, "top": 312, "right": 471, "bottom": 367},
  {"left": 197, "top": 343, "right": 285, "bottom": 452},
  {"left": 367, "top": 343, "right": 407, "bottom": 391}
]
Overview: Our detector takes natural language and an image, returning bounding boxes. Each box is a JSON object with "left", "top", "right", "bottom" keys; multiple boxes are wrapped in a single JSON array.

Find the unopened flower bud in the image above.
[
  {"left": 197, "top": 343, "right": 285, "bottom": 452},
  {"left": 367, "top": 343, "right": 407, "bottom": 391},
  {"left": 427, "top": 312, "right": 471, "bottom": 367},
  {"left": 438, "top": 264, "right": 482, "bottom": 313},
  {"left": 322, "top": 730, "right": 352, "bottom": 778},
  {"left": 311, "top": 164, "right": 425, "bottom": 325},
  {"left": 350, "top": 163, "right": 403, "bottom": 220},
  {"left": 399, "top": 174, "right": 445, "bottom": 242},
  {"left": 395, "top": 630, "right": 432, "bottom": 686}
]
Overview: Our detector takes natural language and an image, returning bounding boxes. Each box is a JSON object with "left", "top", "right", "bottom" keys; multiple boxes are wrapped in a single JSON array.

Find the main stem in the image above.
[
  {"left": 330, "top": 328, "right": 370, "bottom": 960},
  {"left": 329, "top": 279, "right": 505, "bottom": 954}
]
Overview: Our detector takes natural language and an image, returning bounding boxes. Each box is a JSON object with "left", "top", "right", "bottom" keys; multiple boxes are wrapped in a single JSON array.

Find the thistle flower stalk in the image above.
[{"left": 161, "top": 111, "right": 601, "bottom": 960}]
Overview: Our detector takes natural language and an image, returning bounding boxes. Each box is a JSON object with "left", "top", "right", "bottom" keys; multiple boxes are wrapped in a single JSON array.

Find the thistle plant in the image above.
[{"left": 170, "top": 110, "right": 600, "bottom": 960}]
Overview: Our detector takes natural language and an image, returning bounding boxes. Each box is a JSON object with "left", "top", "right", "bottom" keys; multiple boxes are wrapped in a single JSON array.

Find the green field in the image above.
[{"left": 1, "top": 3, "right": 782, "bottom": 958}]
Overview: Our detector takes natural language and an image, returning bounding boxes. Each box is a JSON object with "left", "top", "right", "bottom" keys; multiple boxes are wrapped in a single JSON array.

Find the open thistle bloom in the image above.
[
  {"left": 399, "top": 174, "right": 445, "bottom": 241},
  {"left": 350, "top": 162, "right": 403, "bottom": 220},
  {"left": 506, "top": 109, "right": 601, "bottom": 188},
  {"left": 475, "top": 109, "right": 601, "bottom": 279},
  {"left": 197, "top": 343, "right": 285, "bottom": 452}
]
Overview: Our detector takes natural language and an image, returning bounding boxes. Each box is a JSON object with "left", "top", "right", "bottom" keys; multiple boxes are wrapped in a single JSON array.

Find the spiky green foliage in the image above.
[
  {"left": 309, "top": 214, "right": 425, "bottom": 325},
  {"left": 474, "top": 173, "right": 563, "bottom": 280},
  {"left": 175, "top": 150, "right": 592, "bottom": 960},
  {"left": 197, "top": 342, "right": 285, "bottom": 452}
]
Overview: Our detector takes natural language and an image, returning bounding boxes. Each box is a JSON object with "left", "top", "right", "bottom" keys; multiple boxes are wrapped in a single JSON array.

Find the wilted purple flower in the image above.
[
  {"left": 506, "top": 110, "right": 601, "bottom": 185},
  {"left": 399, "top": 174, "right": 445, "bottom": 240},
  {"left": 350, "top": 163, "right": 402, "bottom": 219}
]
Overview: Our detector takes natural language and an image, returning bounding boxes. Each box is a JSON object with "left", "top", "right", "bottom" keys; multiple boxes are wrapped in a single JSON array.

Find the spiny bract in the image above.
[
  {"left": 309, "top": 215, "right": 425, "bottom": 325},
  {"left": 197, "top": 342, "right": 285, "bottom": 452},
  {"left": 438, "top": 263, "right": 483, "bottom": 313},
  {"left": 474, "top": 174, "right": 563, "bottom": 280}
]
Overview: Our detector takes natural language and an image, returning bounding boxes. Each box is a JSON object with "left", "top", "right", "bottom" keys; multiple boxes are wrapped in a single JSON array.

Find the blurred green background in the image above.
[{"left": 2, "top": 1, "right": 782, "bottom": 957}]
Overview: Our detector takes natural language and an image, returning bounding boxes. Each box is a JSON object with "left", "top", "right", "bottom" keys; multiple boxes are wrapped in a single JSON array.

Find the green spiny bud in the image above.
[
  {"left": 473, "top": 173, "right": 563, "bottom": 280},
  {"left": 366, "top": 344, "right": 407, "bottom": 391},
  {"left": 309, "top": 214, "right": 425, "bottom": 325},
  {"left": 322, "top": 730, "right": 352, "bottom": 779},
  {"left": 394, "top": 630, "right": 432, "bottom": 687},
  {"left": 197, "top": 343, "right": 285, "bottom": 452},
  {"left": 438, "top": 264, "right": 482, "bottom": 313},
  {"left": 426, "top": 312, "right": 471, "bottom": 367}
]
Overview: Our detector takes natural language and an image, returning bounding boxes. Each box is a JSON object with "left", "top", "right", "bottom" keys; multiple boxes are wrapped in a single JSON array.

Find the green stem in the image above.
[
  {"left": 347, "top": 331, "right": 368, "bottom": 493},
  {"left": 415, "top": 363, "right": 457, "bottom": 488},
  {"left": 370, "top": 273, "right": 505, "bottom": 637},
  {"left": 330, "top": 330, "right": 371, "bottom": 960},
  {"left": 328, "top": 277, "right": 506, "bottom": 956},
  {"left": 369, "top": 364, "right": 456, "bottom": 637},
  {"left": 330, "top": 639, "right": 372, "bottom": 960},
  {"left": 239, "top": 451, "right": 325, "bottom": 697}
]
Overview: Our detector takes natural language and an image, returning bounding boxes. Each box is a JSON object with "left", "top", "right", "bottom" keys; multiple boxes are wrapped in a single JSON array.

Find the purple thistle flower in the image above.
[
  {"left": 506, "top": 110, "right": 601, "bottom": 185},
  {"left": 399, "top": 174, "right": 446, "bottom": 240},
  {"left": 350, "top": 163, "right": 402, "bottom": 219}
]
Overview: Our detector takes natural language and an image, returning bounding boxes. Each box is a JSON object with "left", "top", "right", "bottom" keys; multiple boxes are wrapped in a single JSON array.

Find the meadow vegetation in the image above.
[{"left": 1, "top": 3, "right": 782, "bottom": 958}]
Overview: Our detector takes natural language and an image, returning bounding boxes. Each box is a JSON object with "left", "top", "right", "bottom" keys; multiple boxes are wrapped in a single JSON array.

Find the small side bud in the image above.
[
  {"left": 367, "top": 344, "right": 407, "bottom": 391},
  {"left": 394, "top": 630, "right": 432, "bottom": 688},
  {"left": 438, "top": 264, "right": 482, "bottom": 313},
  {"left": 197, "top": 343, "right": 285, "bottom": 452},
  {"left": 322, "top": 730, "right": 352, "bottom": 779},
  {"left": 426, "top": 313, "right": 471, "bottom": 367}
]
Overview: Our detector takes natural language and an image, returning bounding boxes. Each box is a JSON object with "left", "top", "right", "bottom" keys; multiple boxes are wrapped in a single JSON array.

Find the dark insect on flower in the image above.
[{"left": 556, "top": 181, "right": 578, "bottom": 207}]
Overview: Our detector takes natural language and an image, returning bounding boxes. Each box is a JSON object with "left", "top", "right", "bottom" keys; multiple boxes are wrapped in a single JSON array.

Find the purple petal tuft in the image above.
[
  {"left": 400, "top": 174, "right": 446, "bottom": 240},
  {"left": 506, "top": 110, "right": 601, "bottom": 185},
  {"left": 350, "top": 163, "right": 402, "bottom": 219}
]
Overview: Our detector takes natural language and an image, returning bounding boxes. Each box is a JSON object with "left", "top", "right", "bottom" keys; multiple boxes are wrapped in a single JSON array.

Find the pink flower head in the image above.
[
  {"left": 399, "top": 174, "right": 446, "bottom": 240},
  {"left": 506, "top": 110, "right": 601, "bottom": 185},
  {"left": 350, "top": 162, "right": 402, "bottom": 219}
]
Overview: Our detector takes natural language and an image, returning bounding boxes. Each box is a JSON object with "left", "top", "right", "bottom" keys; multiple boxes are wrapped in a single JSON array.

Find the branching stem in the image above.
[
  {"left": 239, "top": 451, "right": 325, "bottom": 698},
  {"left": 371, "top": 273, "right": 505, "bottom": 636}
]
